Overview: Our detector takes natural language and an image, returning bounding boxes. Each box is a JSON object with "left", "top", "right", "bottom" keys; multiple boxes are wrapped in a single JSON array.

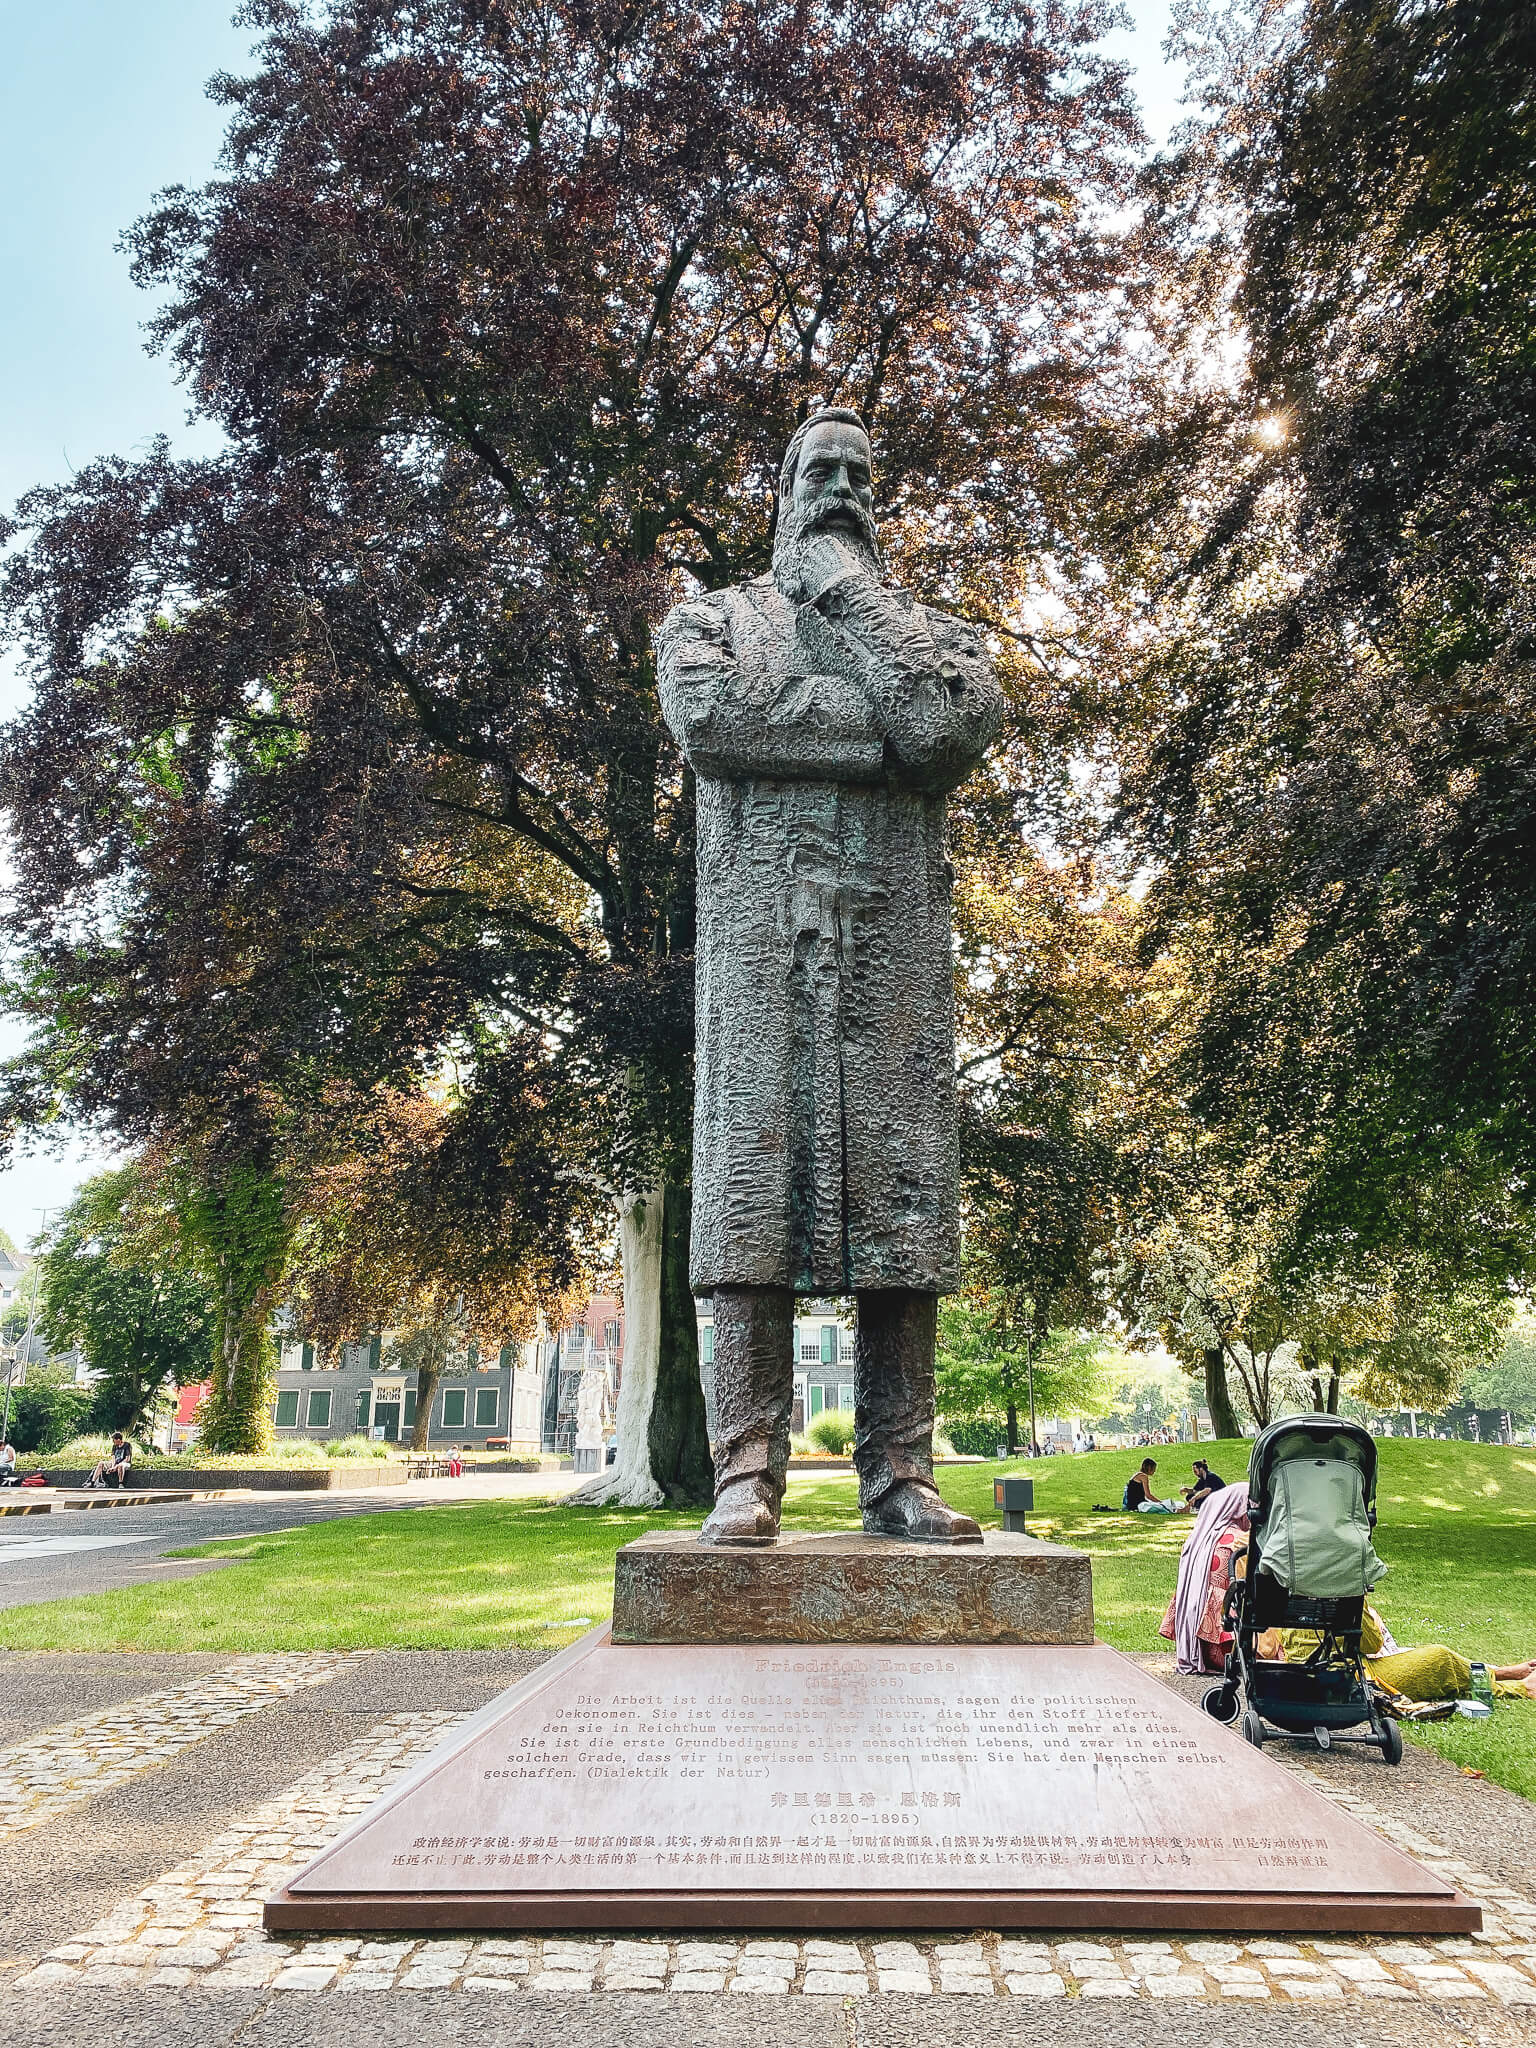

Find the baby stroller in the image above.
[{"left": 1200, "top": 1415, "right": 1402, "bottom": 1763}]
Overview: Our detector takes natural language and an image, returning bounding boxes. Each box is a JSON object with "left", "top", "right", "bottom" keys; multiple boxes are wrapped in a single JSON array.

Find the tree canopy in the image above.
[
  {"left": 1098, "top": 0, "right": 1536, "bottom": 1245},
  {"left": 1, "top": 0, "right": 1147, "bottom": 1477},
  {"left": 38, "top": 1166, "right": 217, "bottom": 1438}
]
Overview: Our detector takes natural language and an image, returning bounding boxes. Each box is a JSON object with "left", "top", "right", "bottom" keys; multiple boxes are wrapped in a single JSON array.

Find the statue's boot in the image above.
[
  {"left": 699, "top": 1285, "right": 794, "bottom": 1548},
  {"left": 699, "top": 1475, "right": 781, "bottom": 1547},
  {"left": 854, "top": 1288, "right": 982, "bottom": 1545},
  {"left": 863, "top": 1475, "right": 982, "bottom": 1543}
]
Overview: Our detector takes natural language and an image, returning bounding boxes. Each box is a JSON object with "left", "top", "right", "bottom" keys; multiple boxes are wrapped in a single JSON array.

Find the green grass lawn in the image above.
[{"left": 2, "top": 1435, "right": 1531, "bottom": 1797}]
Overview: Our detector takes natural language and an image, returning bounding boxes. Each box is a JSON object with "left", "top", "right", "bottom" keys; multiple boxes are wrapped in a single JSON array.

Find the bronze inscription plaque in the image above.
[{"left": 287, "top": 1633, "right": 1454, "bottom": 1909}]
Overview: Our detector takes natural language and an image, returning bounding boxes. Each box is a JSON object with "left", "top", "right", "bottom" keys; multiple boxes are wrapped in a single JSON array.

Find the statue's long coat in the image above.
[{"left": 657, "top": 568, "right": 1001, "bottom": 1297}]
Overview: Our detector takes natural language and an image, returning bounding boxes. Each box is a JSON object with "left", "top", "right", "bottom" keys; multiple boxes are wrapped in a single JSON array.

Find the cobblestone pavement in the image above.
[
  {"left": 11, "top": 1702, "right": 1536, "bottom": 2006},
  {"left": 0, "top": 1653, "right": 360, "bottom": 1841}
]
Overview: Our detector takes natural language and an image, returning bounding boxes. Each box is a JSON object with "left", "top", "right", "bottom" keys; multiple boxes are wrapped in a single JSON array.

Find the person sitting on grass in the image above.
[
  {"left": 86, "top": 1434, "right": 133, "bottom": 1489},
  {"left": 1263, "top": 1606, "right": 1536, "bottom": 1702},
  {"left": 1183, "top": 1457, "right": 1226, "bottom": 1510},
  {"left": 1123, "top": 1457, "right": 1187, "bottom": 1514}
]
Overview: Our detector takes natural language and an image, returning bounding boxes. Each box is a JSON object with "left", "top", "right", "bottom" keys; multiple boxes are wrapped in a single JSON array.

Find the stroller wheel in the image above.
[
  {"left": 1241, "top": 1709, "right": 1266, "bottom": 1749},
  {"left": 1201, "top": 1684, "right": 1240, "bottom": 1726},
  {"left": 1380, "top": 1717, "right": 1403, "bottom": 1766}
]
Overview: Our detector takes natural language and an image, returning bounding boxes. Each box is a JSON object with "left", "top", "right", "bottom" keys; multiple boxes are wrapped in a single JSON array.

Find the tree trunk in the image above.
[
  {"left": 1225, "top": 1340, "right": 1271, "bottom": 1429},
  {"left": 1302, "top": 1350, "right": 1325, "bottom": 1411},
  {"left": 1204, "top": 1345, "right": 1241, "bottom": 1439},
  {"left": 199, "top": 1273, "right": 276, "bottom": 1453},
  {"left": 647, "top": 1183, "right": 713, "bottom": 1507},
  {"left": 569, "top": 1185, "right": 667, "bottom": 1506},
  {"left": 409, "top": 1332, "right": 448, "bottom": 1452},
  {"left": 568, "top": 1181, "right": 721, "bottom": 1511},
  {"left": 1325, "top": 1356, "right": 1341, "bottom": 1414}
]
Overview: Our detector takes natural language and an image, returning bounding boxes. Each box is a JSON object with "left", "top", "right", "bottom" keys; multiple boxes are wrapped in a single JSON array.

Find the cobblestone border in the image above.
[
  {"left": 0, "top": 1652, "right": 361, "bottom": 1842},
  {"left": 11, "top": 1707, "right": 1536, "bottom": 2003}
]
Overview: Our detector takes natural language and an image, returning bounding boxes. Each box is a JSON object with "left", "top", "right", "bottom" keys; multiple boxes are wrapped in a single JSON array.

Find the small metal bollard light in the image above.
[{"left": 993, "top": 1474, "right": 1034, "bottom": 1532}]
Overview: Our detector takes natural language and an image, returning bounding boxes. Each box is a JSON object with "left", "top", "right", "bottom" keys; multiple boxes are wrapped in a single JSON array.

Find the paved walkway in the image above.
[{"left": 0, "top": 1648, "right": 1533, "bottom": 2046}]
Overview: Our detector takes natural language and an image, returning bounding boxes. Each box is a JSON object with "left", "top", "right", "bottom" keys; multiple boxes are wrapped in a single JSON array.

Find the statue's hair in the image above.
[{"left": 778, "top": 406, "right": 871, "bottom": 502}]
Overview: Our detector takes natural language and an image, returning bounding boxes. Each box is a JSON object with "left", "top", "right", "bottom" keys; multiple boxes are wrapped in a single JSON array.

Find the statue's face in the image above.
[{"left": 791, "top": 420, "right": 874, "bottom": 537}]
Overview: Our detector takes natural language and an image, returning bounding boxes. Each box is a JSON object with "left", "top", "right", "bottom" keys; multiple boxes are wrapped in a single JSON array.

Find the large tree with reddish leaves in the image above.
[{"left": 1, "top": 0, "right": 1144, "bottom": 1489}]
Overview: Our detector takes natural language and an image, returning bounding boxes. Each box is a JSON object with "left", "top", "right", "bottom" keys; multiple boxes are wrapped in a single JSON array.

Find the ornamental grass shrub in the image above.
[{"left": 807, "top": 1409, "right": 855, "bottom": 1456}]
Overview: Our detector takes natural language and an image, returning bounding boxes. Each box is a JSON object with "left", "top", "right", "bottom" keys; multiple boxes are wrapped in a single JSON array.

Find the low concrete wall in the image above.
[{"left": 45, "top": 1463, "right": 409, "bottom": 1492}]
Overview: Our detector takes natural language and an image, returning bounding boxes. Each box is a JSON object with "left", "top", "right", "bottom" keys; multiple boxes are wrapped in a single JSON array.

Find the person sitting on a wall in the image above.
[
  {"left": 1123, "top": 1457, "right": 1186, "bottom": 1514},
  {"left": 86, "top": 1434, "right": 134, "bottom": 1489}
]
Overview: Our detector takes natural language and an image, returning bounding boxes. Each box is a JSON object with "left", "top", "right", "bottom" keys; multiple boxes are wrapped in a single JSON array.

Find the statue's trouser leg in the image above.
[
  {"left": 854, "top": 1288, "right": 981, "bottom": 1542},
  {"left": 853, "top": 1288, "right": 938, "bottom": 1509},
  {"left": 700, "top": 1285, "right": 794, "bottom": 1545}
]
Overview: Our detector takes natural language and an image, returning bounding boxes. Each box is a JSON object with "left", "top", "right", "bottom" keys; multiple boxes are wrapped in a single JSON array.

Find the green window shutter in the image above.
[
  {"left": 368, "top": 1334, "right": 382, "bottom": 1371},
  {"left": 355, "top": 1389, "right": 371, "bottom": 1430},
  {"left": 467, "top": 1342, "right": 479, "bottom": 1371},
  {"left": 442, "top": 1388, "right": 467, "bottom": 1429},
  {"left": 306, "top": 1389, "right": 332, "bottom": 1429},
  {"left": 809, "top": 1385, "right": 824, "bottom": 1419},
  {"left": 403, "top": 1389, "right": 417, "bottom": 1428},
  {"left": 820, "top": 1324, "right": 836, "bottom": 1365},
  {"left": 498, "top": 1343, "right": 512, "bottom": 1371},
  {"left": 474, "top": 1386, "right": 499, "bottom": 1428},
  {"left": 274, "top": 1390, "right": 300, "bottom": 1429},
  {"left": 301, "top": 1342, "right": 314, "bottom": 1371}
]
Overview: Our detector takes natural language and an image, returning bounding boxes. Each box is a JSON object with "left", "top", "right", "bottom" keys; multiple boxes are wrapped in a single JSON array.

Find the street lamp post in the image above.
[
  {"left": 1025, "top": 1326, "right": 1038, "bottom": 1456},
  {"left": 3, "top": 1247, "right": 47, "bottom": 1448},
  {"left": 3, "top": 1206, "right": 63, "bottom": 1447}
]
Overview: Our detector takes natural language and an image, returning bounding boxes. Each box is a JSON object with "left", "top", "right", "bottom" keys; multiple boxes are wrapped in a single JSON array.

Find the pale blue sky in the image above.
[{"left": 0, "top": 0, "right": 1184, "bottom": 1249}]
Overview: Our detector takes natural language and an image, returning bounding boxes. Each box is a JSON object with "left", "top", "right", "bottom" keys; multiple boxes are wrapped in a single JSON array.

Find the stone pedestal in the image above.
[
  {"left": 613, "top": 1530, "right": 1092, "bottom": 1646},
  {"left": 265, "top": 1527, "right": 1478, "bottom": 1935}
]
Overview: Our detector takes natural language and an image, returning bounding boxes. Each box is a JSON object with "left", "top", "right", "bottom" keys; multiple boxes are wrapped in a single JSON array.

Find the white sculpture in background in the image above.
[{"left": 573, "top": 1363, "right": 610, "bottom": 1473}]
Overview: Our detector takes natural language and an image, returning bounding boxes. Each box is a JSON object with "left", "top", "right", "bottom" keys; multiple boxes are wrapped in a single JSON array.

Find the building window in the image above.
[
  {"left": 306, "top": 1388, "right": 332, "bottom": 1429},
  {"left": 355, "top": 1389, "right": 371, "bottom": 1430},
  {"left": 301, "top": 1341, "right": 315, "bottom": 1371},
  {"left": 474, "top": 1386, "right": 499, "bottom": 1428},
  {"left": 820, "top": 1324, "right": 838, "bottom": 1365},
  {"left": 839, "top": 1382, "right": 854, "bottom": 1412},
  {"left": 604, "top": 1320, "right": 621, "bottom": 1352},
  {"left": 368, "top": 1333, "right": 382, "bottom": 1370},
  {"left": 799, "top": 1333, "right": 820, "bottom": 1363},
  {"left": 442, "top": 1388, "right": 467, "bottom": 1429},
  {"left": 274, "top": 1390, "right": 300, "bottom": 1429},
  {"left": 403, "top": 1389, "right": 417, "bottom": 1429},
  {"left": 568, "top": 1324, "right": 587, "bottom": 1351},
  {"left": 701, "top": 1324, "right": 714, "bottom": 1366}
]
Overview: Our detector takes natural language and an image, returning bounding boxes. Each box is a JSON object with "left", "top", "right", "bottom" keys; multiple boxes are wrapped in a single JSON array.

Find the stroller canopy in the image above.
[{"left": 1248, "top": 1416, "right": 1386, "bottom": 1601}]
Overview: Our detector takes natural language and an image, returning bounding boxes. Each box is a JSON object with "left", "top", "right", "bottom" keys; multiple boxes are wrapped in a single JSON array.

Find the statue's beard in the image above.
[{"left": 772, "top": 497, "right": 883, "bottom": 603}]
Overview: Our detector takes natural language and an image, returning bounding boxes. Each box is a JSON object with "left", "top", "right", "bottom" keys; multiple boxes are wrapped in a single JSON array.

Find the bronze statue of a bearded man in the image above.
[{"left": 657, "top": 408, "right": 1002, "bottom": 1546}]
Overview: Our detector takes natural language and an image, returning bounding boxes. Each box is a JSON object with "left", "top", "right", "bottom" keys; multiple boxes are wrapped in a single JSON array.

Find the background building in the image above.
[
  {"left": 271, "top": 1334, "right": 541, "bottom": 1451},
  {"left": 695, "top": 1300, "right": 853, "bottom": 1436}
]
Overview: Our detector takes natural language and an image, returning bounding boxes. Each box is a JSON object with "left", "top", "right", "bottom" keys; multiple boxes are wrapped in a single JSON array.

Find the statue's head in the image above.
[{"left": 773, "top": 406, "right": 881, "bottom": 598}]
